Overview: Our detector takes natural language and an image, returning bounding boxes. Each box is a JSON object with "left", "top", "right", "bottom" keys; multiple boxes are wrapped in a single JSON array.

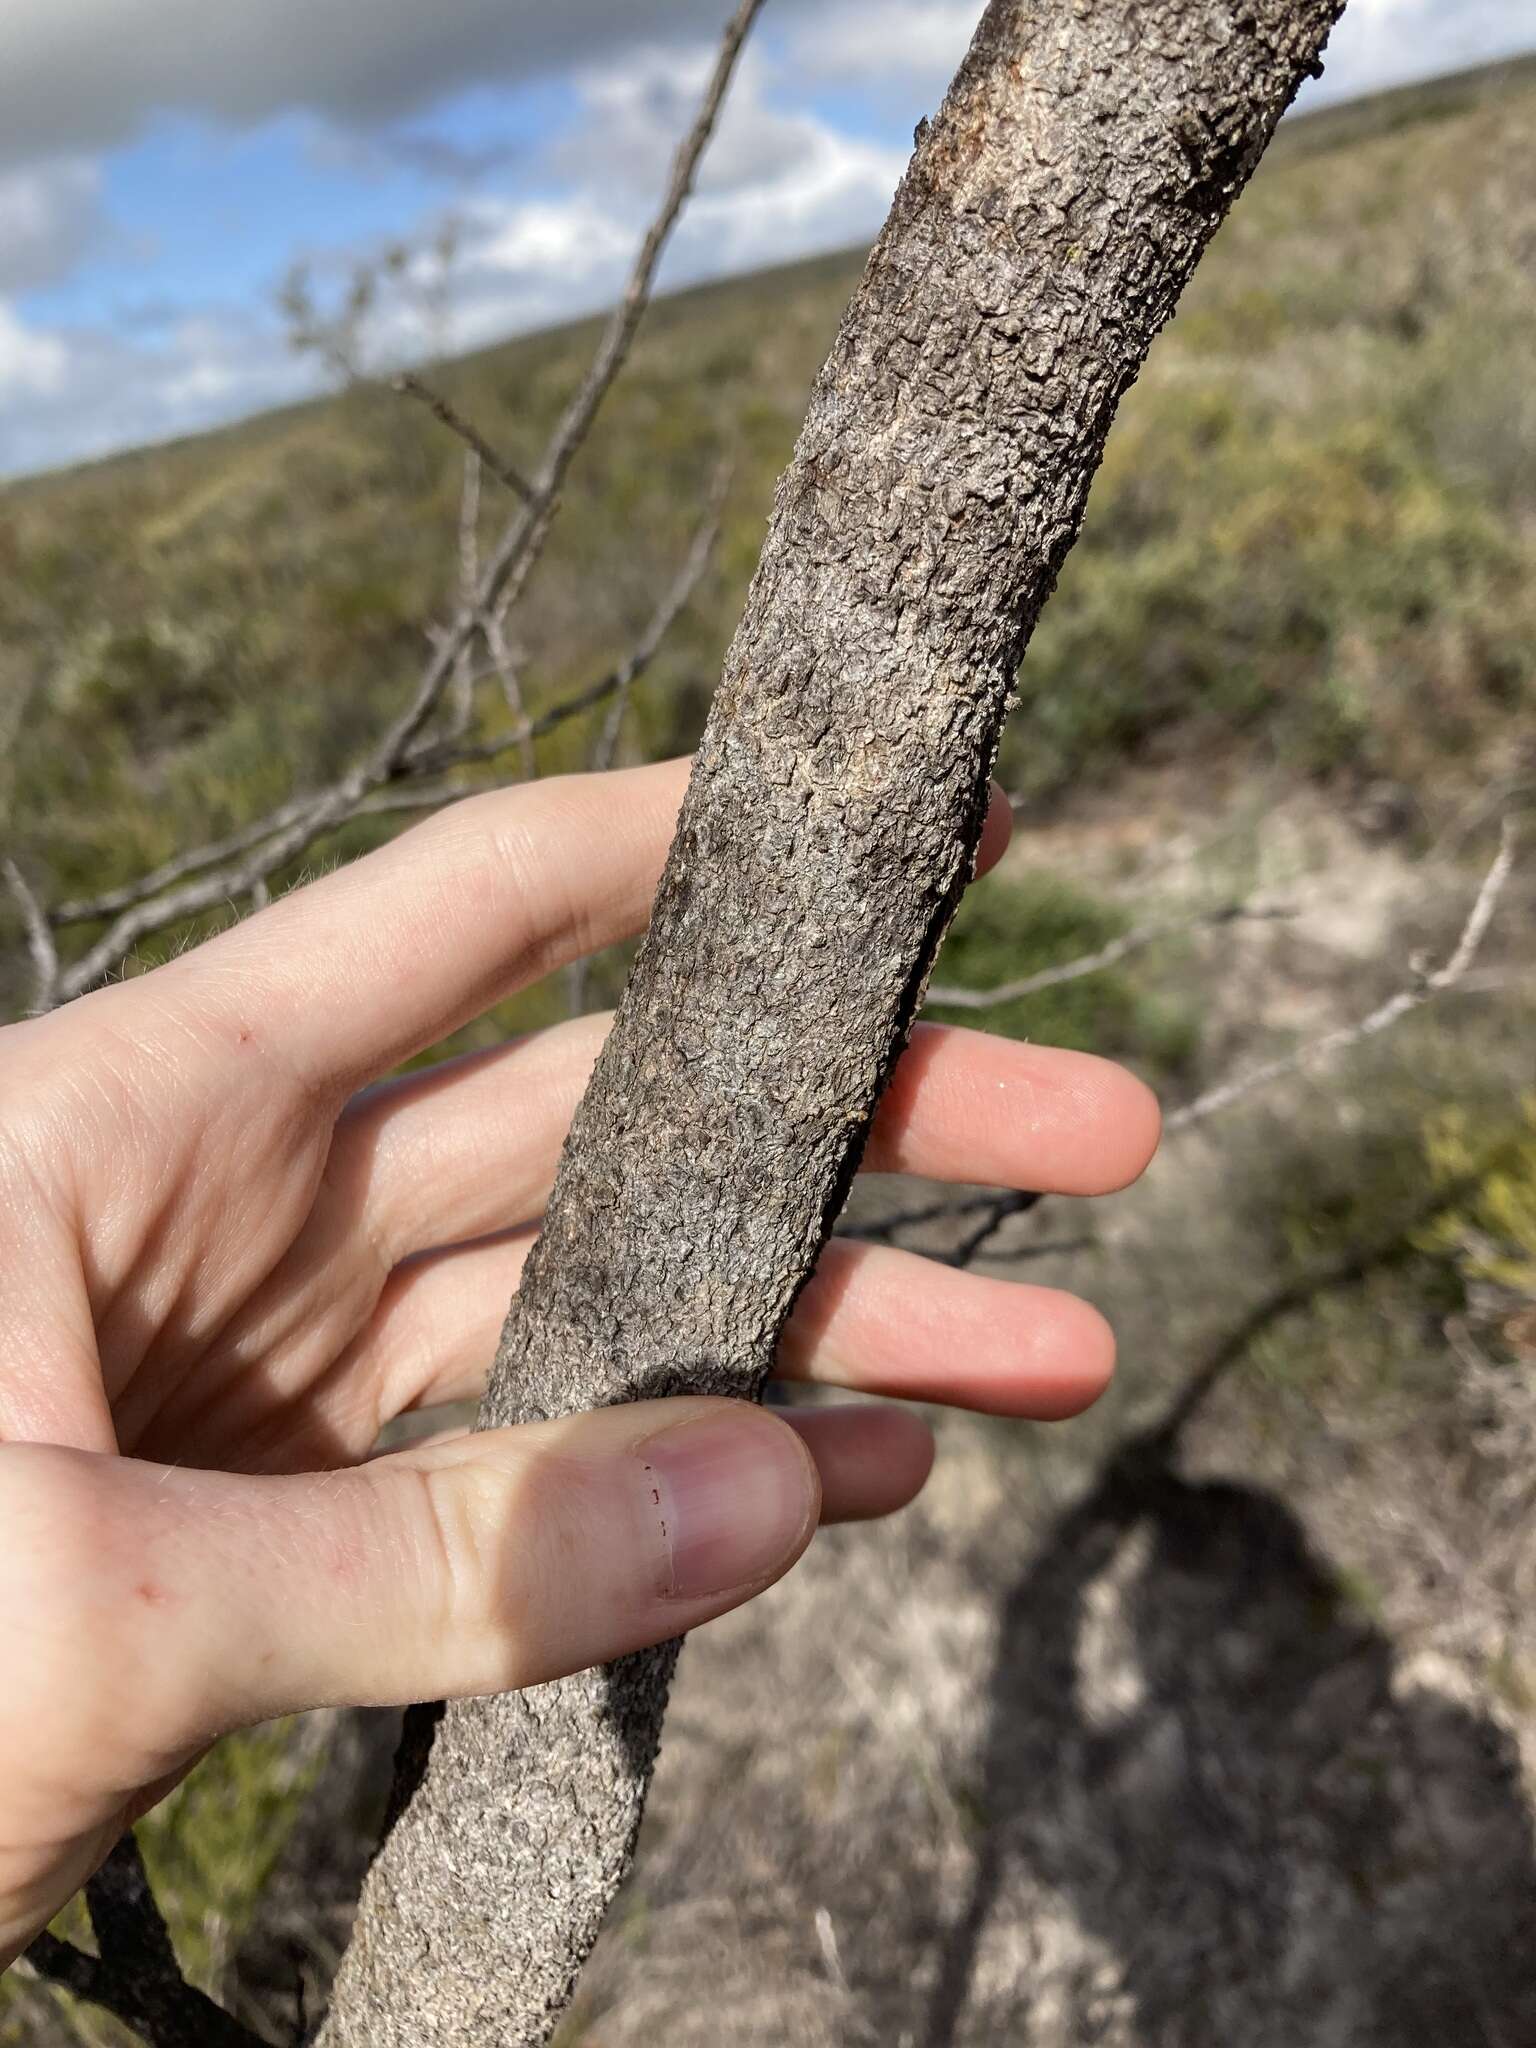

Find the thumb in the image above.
[{"left": 1, "top": 1399, "right": 819, "bottom": 1761}]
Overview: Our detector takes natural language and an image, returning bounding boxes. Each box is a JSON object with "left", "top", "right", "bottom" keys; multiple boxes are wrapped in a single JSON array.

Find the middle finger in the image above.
[{"left": 333, "top": 1018, "right": 1161, "bottom": 1266}]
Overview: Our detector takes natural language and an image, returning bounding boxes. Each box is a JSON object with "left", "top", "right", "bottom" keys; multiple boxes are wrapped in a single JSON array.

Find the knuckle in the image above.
[
  {"left": 411, "top": 1457, "right": 530, "bottom": 1691},
  {"left": 402, "top": 1443, "right": 586, "bottom": 1697}
]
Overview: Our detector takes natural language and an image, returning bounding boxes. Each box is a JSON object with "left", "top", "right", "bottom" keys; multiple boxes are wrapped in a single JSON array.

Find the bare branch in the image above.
[
  {"left": 927, "top": 830, "right": 1518, "bottom": 1274},
  {"left": 393, "top": 371, "right": 535, "bottom": 503},
  {"left": 481, "top": 607, "right": 537, "bottom": 780},
  {"left": 448, "top": 451, "right": 483, "bottom": 740},
  {"left": 522, "top": 1, "right": 763, "bottom": 542},
  {"left": 1166, "top": 821, "right": 1517, "bottom": 1133},
  {"left": 2, "top": 856, "right": 59, "bottom": 1011},
  {"left": 43, "top": 502, "right": 720, "bottom": 1003},
  {"left": 567, "top": 464, "right": 729, "bottom": 1011},
  {"left": 927, "top": 902, "right": 1292, "bottom": 1010},
  {"left": 51, "top": 798, "right": 320, "bottom": 927},
  {"left": 843, "top": 1199, "right": 1089, "bottom": 1260},
  {"left": 24, "top": 1833, "right": 263, "bottom": 2048},
  {"left": 34, "top": 0, "right": 758, "bottom": 1006},
  {"left": 434, "top": 0, "right": 764, "bottom": 700}
]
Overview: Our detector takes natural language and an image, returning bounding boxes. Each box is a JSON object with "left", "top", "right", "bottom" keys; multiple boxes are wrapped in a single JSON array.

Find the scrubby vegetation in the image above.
[{"left": 3, "top": 59, "right": 1533, "bottom": 1023}]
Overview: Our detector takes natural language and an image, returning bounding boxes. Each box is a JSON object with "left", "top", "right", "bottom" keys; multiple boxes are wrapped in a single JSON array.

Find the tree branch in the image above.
[
  {"left": 2, "top": 855, "right": 58, "bottom": 1011},
  {"left": 23, "top": 1833, "right": 266, "bottom": 2048},
  {"left": 392, "top": 372, "right": 536, "bottom": 504},
  {"left": 926, "top": 902, "right": 1291, "bottom": 1010},
  {"left": 317, "top": 5, "right": 1347, "bottom": 2043},
  {"left": 930, "top": 823, "right": 1517, "bottom": 1272},
  {"left": 51, "top": 800, "right": 320, "bottom": 928},
  {"left": 1165, "top": 820, "right": 1516, "bottom": 1132},
  {"left": 439, "top": 0, "right": 766, "bottom": 681}
]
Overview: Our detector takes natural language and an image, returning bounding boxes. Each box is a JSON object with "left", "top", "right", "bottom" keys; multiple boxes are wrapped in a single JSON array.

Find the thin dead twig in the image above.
[
  {"left": 448, "top": 450, "right": 482, "bottom": 739},
  {"left": 481, "top": 606, "right": 537, "bottom": 780},
  {"left": 2, "top": 856, "right": 59, "bottom": 1011},
  {"left": 53, "top": 799, "right": 318, "bottom": 928},
  {"left": 1165, "top": 820, "right": 1517, "bottom": 1133},
  {"left": 567, "top": 464, "right": 730, "bottom": 1013},
  {"left": 942, "top": 826, "right": 1517, "bottom": 1270},
  {"left": 926, "top": 902, "right": 1292, "bottom": 1011},
  {"left": 471, "top": 0, "right": 763, "bottom": 649},
  {"left": 595, "top": 462, "right": 731, "bottom": 777},
  {"left": 393, "top": 371, "right": 535, "bottom": 504}
]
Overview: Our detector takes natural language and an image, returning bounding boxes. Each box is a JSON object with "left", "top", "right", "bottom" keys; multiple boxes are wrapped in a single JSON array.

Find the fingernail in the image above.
[{"left": 636, "top": 1410, "right": 817, "bottom": 1603}]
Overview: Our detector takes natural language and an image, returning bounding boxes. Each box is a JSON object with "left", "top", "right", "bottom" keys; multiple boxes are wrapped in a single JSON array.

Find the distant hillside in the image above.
[{"left": 2, "top": 55, "right": 1532, "bottom": 1023}]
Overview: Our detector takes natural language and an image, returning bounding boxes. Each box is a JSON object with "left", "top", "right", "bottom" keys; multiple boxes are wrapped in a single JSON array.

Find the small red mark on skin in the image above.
[
  {"left": 236, "top": 1027, "right": 255, "bottom": 1047},
  {"left": 323, "top": 1533, "right": 363, "bottom": 1588},
  {"left": 135, "top": 1581, "right": 170, "bottom": 1607}
]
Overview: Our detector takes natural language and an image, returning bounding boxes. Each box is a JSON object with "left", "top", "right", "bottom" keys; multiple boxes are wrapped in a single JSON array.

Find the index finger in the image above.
[
  {"left": 157, "top": 760, "right": 691, "bottom": 1094},
  {"left": 153, "top": 766, "right": 1012, "bottom": 1098}
]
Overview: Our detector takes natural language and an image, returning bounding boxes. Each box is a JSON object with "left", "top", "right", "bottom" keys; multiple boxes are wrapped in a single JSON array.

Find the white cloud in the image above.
[
  {"left": 0, "top": 158, "right": 105, "bottom": 295},
  {"left": 676, "top": 118, "right": 904, "bottom": 272},
  {"left": 789, "top": 0, "right": 1536, "bottom": 112},
  {"left": 0, "top": 302, "right": 69, "bottom": 399},
  {"left": 451, "top": 49, "right": 904, "bottom": 344},
  {"left": 472, "top": 197, "right": 635, "bottom": 284},
  {"left": 787, "top": 1, "right": 977, "bottom": 93},
  {"left": 0, "top": 303, "right": 313, "bottom": 476},
  {"left": 0, "top": 0, "right": 1529, "bottom": 178},
  {"left": 0, "top": 0, "right": 793, "bottom": 171},
  {"left": 2, "top": 0, "right": 1532, "bottom": 476},
  {"left": 0, "top": 30, "right": 909, "bottom": 475},
  {"left": 1300, "top": 0, "right": 1532, "bottom": 104}
]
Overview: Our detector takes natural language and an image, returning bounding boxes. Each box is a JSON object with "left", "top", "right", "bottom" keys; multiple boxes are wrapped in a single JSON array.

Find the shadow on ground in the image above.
[{"left": 921, "top": 1431, "right": 1536, "bottom": 2048}]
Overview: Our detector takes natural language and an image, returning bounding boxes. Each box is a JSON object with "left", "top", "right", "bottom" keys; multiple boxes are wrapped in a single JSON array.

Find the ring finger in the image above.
[{"left": 348, "top": 1225, "right": 1114, "bottom": 1435}]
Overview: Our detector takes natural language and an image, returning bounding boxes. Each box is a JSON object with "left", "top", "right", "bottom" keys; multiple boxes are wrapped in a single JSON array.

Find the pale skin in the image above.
[{"left": 0, "top": 758, "right": 1159, "bottom": 1967}]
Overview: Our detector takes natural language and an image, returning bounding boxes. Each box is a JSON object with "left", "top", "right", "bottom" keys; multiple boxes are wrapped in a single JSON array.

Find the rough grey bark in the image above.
[{"left": 319, "top": 2, "right": 1346, "bottom": 2041}]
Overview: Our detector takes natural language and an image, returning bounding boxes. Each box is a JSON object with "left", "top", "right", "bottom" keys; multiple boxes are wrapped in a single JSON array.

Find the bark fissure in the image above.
[{"left": 318, "top": 3, "right": 1346, "bottom": 2040}]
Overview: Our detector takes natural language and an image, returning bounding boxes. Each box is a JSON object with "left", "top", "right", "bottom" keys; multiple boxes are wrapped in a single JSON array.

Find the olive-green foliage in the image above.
[
  {"left": 934, "top": 871, "right": 1200, "bottom": 1086},
  {"left": 3, "top": 1723, "right": 319, "bottom": 2044},
  {"left": 1004, "top": 70, "right": 1536, "bottom": 809},
  {"left": 4, "top": 65, "right": 1534, "bottom": 1017},
  {"left": 1420, "top": 1094, "right": 1536, "bottom": 1303},
  {"left": 1194, "top": 1009, "right": 1531, "bottom": 1430}
]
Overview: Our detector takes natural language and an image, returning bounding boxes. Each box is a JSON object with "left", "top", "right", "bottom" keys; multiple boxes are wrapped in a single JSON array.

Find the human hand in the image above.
[{"left": 0, "top": 758, "right": 1158, "bottom": 1962}]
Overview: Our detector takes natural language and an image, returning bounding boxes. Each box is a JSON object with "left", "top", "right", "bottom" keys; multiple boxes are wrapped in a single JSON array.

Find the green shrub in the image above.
[{"left": 931, "top": 871, "right": 1201, "bottom": 1084}]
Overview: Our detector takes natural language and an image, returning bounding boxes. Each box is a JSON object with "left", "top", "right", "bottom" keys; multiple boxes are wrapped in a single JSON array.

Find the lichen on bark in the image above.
[{"left": 318, "top": 3, "right": 1347, "bottom": 2041}]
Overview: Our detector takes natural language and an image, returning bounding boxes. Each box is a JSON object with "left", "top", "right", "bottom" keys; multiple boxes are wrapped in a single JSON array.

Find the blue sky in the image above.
[{"left": 1, "top": 0, "right": 1530, "bottom": 478}]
